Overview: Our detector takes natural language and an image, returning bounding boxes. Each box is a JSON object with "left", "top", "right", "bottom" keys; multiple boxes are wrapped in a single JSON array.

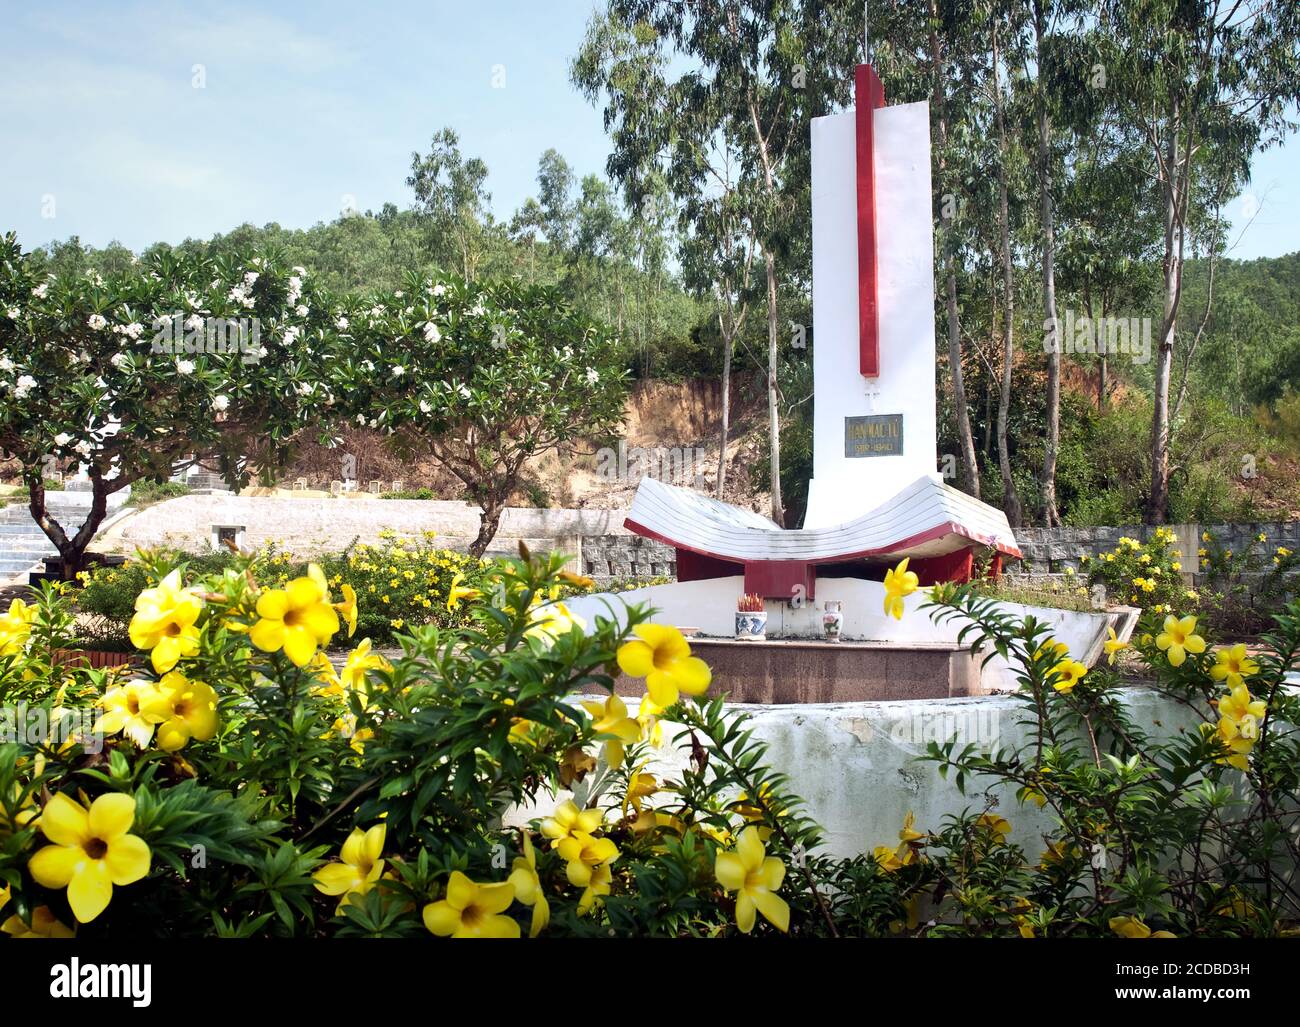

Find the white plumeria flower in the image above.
[
  {"left": 585, "top": 368, "right": 599, "bottom": 385},
  {"left": 335, "top": 316, "right": 349, "bottom": 330},
  {"left": 423, "top": 321, "right": 441, "bottom": 344},
  {"left": 110, "top": 352, "right": 129, "bottom": 370},
  {"left": 355, "top": 413, "right": 367, "bottom": 425},
  {"left": 13, "top": 375, "right": 36, "bottom": 398},
  {"left": 87, "top": 314, "right": 108, "bottom": 330},
  {"left": 243, "top": 271, "right": 260, "bottom": 287},
  {"left": 419, "top": 399, "right": 432, "bottom": 414},
  {"left": 292, "top": 266, "right": 306, "bottom": 276},
  {"left": 5, "top": 307, "right": 19, "bottom": 319},
  {"left": 283, "top": 326, "right": 300, "bottom": 346},
  {"left": 74, "top": 440, "right": 93, "bottom": 458},
  {"left": 185, "top": 314, "right": 205, "bottom": 332},
  {"left": 432, "top": 283, "right": 446, "bottom": 297},
  {"left": 176, "top": 359, "right": 195, "bottom": 375},
  {"left": 0, "top": 356, "right": 13, "bottom": 371},
  {"left": 31, "top": 283, "right": 48, "bottom": 300},
  {"left": 296, "top": 304, "right": 309, "bottom": 317},
  {"left": 457, "top": 383, "right": 471, "bottom": 400},
  {"left": 296, "top": 382, "right": 315, "bottom": 396},
  {"left": 54, "top": 432, "right": 72, "bottom": 447},
  {"left": 212, "top": 395, "right": 230, "bottom": 412},
  {"left": 391, "top": 365, "right": 405, "bottom": 377}
]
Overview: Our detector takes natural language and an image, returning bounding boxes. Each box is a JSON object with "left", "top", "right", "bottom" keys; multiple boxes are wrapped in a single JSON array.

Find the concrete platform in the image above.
[{"left": 613, "top": 637, "right": 982, "bottom": 704}]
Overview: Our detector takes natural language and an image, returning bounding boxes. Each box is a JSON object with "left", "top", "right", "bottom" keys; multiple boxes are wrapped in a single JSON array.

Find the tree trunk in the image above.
[
  {"left": 25, "top": 467, "right": 110, "bottom": 580},
  {"left": 717, "top": 320, "right": 732, "bottom": 498},
  {"left": 943, "top": 266, "right": 979, "bottom": 497},
  {"left": 764, "top": 252, "right": 784, "bottom": 527},
  {"left": 468, "top": 498, "right": 506, "bottom": 560},
  {"left": 1148, "top": 97, "right": 1182, "bottom": 526},
  {"left": 928, "top": 9, "right": 979, "bottom": 498},
  {"left": 991, "top": 22, "right": 1023, "bottom": 528},
  {"left": 1033, "top": 5, "right": 1061, "bottom": 527}
]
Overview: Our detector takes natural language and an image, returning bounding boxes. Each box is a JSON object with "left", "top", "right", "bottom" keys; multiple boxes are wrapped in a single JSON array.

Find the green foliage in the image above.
[
  {"left": 128, "top": 480, "right": 191, "bottom": 507},
  {"left": 332, "top": 271, "right": 630, "bottom": 554}
]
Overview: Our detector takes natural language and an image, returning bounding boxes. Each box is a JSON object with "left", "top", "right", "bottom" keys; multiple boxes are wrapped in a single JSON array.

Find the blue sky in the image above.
[{"left": 1, "top": 0, "right": 1295, "bottom": 260}]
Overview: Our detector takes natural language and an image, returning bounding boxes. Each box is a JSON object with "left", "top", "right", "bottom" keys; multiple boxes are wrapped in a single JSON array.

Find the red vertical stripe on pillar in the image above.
[{"left": 855, "top": 64, "right": 885, "bottom": 379}]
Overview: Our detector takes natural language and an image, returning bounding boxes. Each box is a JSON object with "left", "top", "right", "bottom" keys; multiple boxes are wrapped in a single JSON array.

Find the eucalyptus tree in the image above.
[
  {"left": 574, "top": 0, "right": 851, "bottom": 526},
  {"left": 1102, "top": 0, "right": 1300, "bottom": 523},
  {"left": 406, "top": 128, "right": 493, "bottom": 281},
  {"left": 980, "top": 0, "right": 1030, "bottom": 525}
]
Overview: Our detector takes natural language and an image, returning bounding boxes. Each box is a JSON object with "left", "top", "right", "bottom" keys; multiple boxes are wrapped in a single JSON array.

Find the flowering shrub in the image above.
[
  {"left": 1083, "top": 527, "right": 1195, "bottom": 623},
  {"left": 73, "top": 536, "right": 595, "bottom": 649},
  {"left": 329, "top": 273, "right": 628, "bottom": 557},
  {"left": 1195, "top": 529, "right": 1300, "bottom": 636},
  {"left": 3, "top": 552, "right": 1298, "bottom": 938}
]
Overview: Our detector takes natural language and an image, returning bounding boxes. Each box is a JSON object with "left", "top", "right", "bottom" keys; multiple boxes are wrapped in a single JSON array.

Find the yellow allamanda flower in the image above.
[
  {"left": 539, "top": 800, "right": 604, "bottom": 849},
  {"left": 1049, "top": 658, "right": 1088, "bottom": 695},
  {"left": 525, "top": 601, "right": 586, "bottom": 644},
  {"left": 1209, "top": 644, "right": 1259, "bottom": 690},
  {"left": 616, "top": 624, "right": 711, "bottom": 707},
  {"left": 580, "top": 693, "right": 640, "bottom": 769},
  {"left": 0, "top": 597, "right": 37, "bottom": 655},
  {"left": 313, "top": 823, "right": 386, "bottom": 912},
  {"left": 622, "top": 766, "right": 660, "bottom": 830},
  {"left": 873, "top": 811, "right": 924, "bottom": 871},
  {"left": 128, "top": 569, "right": 203, "bottom": 674},
  {"left": 508, "top": 833, "right": 549, "bottom": 938},
  {"left": 28, "top": 792, "right": 151, "bottom": 923},
  {"left": 558, "top": 831, "right": 620, "bottom": 891},
  {"left": 715, "top": 825, "right": 789, "bottom": 934},
  {"left": 339, "top": 638, "right": 392, "bottom": 698},
  {"left": 335, "top": 584, "right": 358, "bottom": 638},
  {"left": 143, "top": 671, "right": 219, "bottom": 752},
  {"left": 1104, "top": 627, "right": 1128, "bottom": 665},
  {"left": 96, "top": 679, "right": 164, "bottom": 748},
  {"left": 1213, "top": 684, "right": 1267, "bottom": 771},
  {"left": 1034, "top": 639, "right": 1069, "bottom": 662},
  {"left": 250, "top": 563, "right": 340, "bottom": 666},
  {"left": 445, "top": 571, "right": 480, "bottom": 612},
  {"left": 1, "top": 905, "right": 75, "bottom": 938},
  {"left": 882, "top": 557, "right": 919, "bottom": 620},
  {"left": 577, "top": 862, "right": 613, "bottom": 916},
  {"left": 636, "top": 693, "right": 667, "bottom": 747},
  {"left": 1109, "top": 915, "right": 1175, "bottom": 939},
  {"left": 976, "top": 812, "right": 1011, "bottom": 842},
  {"left": 1155, "top": 614, "right": 1205, "bottom": 668},
  {"left": 423, "top": 871, "right": 519, "bottom": 938}
]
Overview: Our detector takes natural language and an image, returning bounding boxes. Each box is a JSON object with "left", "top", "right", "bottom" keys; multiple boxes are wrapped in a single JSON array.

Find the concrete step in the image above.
[
  {"left": 0, "top": 539, "right": 59, "bottom": 553},
  {"left": 0, "top": 559, "right": 43, "bottom": 575}
]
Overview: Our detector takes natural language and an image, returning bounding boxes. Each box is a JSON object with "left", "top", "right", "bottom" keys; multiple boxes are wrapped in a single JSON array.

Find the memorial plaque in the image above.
[{"left": 844, "top": 413, "right": 903, "bottom": 457}]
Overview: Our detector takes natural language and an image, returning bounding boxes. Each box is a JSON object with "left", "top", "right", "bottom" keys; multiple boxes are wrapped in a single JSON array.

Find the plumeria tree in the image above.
[
  {"left": 0, "top": 234, "right": 342, "bottom": 578},
  {"left": 330, "top": 271, "right": 628, "bottom": 557}
]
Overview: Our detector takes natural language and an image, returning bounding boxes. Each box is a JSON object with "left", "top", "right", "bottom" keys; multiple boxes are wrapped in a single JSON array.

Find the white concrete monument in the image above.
[{"left": 621, "top": 65, "right": 1019, "bottom": 603}]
